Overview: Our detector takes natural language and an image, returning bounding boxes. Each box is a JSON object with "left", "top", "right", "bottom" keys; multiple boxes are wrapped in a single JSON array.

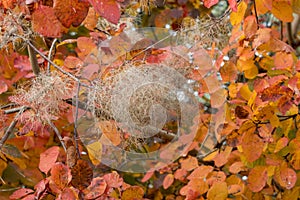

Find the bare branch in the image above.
[
  {"left": 47, "top": 38, "right": 58, "bottom": 74},
  {"left": 47, "top": 119, "right": 67, "bottom": 152},
  {"left": 0, "top": 106, "right": 27, "bottom": 151}
]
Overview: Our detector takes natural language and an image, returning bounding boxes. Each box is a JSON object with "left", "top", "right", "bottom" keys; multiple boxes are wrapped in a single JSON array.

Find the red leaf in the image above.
[
  {"left": 141, "top": 171, "right": 154, "bottom": 182},
  {"left": 203, "top": 0, "right": 219, "bottom": 8},
  {"left": 84, "top": 177, "right": 107, "bottom": 199},
  {"left": 163, "top": 174, "right": 174, "bottom": 189},
  {"left": 32, "top": 5, "right": 63, "bottom": 38},
  {"left": 53, "top": 0, "right": 89, "bottom": 28},
  {"left": 88, "top": 0, "right": 120, "bottom": 24},
  {"left": 39, "top": 146, "right": 60, "bottom": 174},
  {"left": 58, "top": 188, "right": 78, "bottom": 200},
  {"left": 34, "top": 179, "right": 49, "bottom": 199},
  {"left": 228, "top": 0, "right": 237, "bottom": 12},
  {"left": 9, "top": 188, "right": 34, "bottom": 199},
  {"left": 103, "top": 171, "right": 123, "bottom": 188}
]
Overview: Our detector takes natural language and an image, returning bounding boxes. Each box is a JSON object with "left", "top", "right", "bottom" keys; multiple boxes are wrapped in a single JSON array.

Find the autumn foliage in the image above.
[{"left": 0, "top": 0, "right": 300, "bottom": 199}]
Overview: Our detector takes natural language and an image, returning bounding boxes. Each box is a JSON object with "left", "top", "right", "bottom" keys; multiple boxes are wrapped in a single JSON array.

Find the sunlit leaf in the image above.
[
  {"left": 274, "top": 164, "right": 297, "bottom": 189},
  {"left": 39, "top": 146, "right": 60, "bottom": 174},
  {"left": 247, "top": 166, "right": 267, "bottom": 192},
  {"left": 53, "top": 0, "right": 89, "bottom": 28},
  {"left": 274, "top": 52, "right": 294, "bottom": 71},
  {"left": 206, "top": 171, "right": 226, "bottom": 186},
  {"left": 237, "top": 59, "right": 258, "bottom": 79},
  {"left": 207, "top": 182, "right": 228, "bottom": 200},
  {"left": 230, "top": 1, "right": 247, "bottom": 25},
  {"left": 229, "top": 161, "right": 246, "bottom": 174},
  {"left": 86, "top": 141, "right": 102, "bottom": 166},
  {"left": 271, "top": 0, "right": 294, "bottom": 22},
  {"left": 274, "top": 137, "right": 289, "bottom": 153},
  {"left": 255, "top": 0, "right": 272, "bottom": 14}
]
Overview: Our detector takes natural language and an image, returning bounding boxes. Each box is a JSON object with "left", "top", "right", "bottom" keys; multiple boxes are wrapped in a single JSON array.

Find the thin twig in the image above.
[
  {"left": 280, "top": 21, "right": 283, "bottom": 41},
  {"left": 73, "top": 81, "right": 81, "bottom": 159},
  {"left": 15, "top": 35, "right": 91, "bottom": 88},
  {"left": 47, "top": 119, "right": 67, "bottom": 152},
  {"left": 47, "top": 38, "right": 58, "bottom": 74},
  {"left": 4, "top": 106, "right": 29, "bottom": 114},
  {"left": 0, "top": 103, "right": 17, "bottom": 109},
  {"left": 253, "top": 0, "right": 259, "bottom": 26},
  {"left": 0, "top": 106, "right": 27, "bottom": 151}
]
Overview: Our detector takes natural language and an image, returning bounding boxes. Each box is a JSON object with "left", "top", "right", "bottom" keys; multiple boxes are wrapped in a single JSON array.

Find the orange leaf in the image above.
[
  {"left": 243, "top": 15, "right": 257, "bottom": 38},
  {"left": 163, "top": 174, "right": 174, "bottom": 189},
  {"left": 274, "top": 137, "right": 289, "bottom": 153},
  {"left": 188, "top": 165, "right": 214, "bottom": 180},
  {"left": 229, "top": 161, "right": 246, "bottom": 174},
  {"left": 180, "top": 156, "right": 199, "bottom": 171},
  {"left": 141, "top": 171, "right": 154, "bottom": 182},
  {"left": 39, "top": 146, "right": 60, "bottom": 174},
  {"left": 206, "top": 171, "right": 226, "bottom": 186},
  {"left": 290, "top": 151, "right": 300, "bottom": 170},
  {"left": 53, "top": 0, "right": 89, "bottom": 28},
  {"left": 255, "top": 0, "right": 272, "bottom": 14},
  {"left": 219, "top": 61, "right": 238, "bottom": 83},
  {"left": 180, "top": 179, "right": 209, "bottom": 196},
  {"left": 241, "top": 128, "right": 264, "bottom": 162},
  {"left": 121, "top": 186, "right": 144, "bottom": 200},
  {"left": 230, "top": 1, "right": 247, "bottom": 25},
  {"left": 237, "top": 59, "right": 258, "bottom": 79},
  {"left": 98, "top": 120, "right": 121, "bottom": 146},
  {"left": 207, "top": 182, "right": 228, "bottom": 200},
  {"left": 50, "top": 162, "right": 71, "bottom": 193},
  {"left": 84, "top": 177, "right": 107, "bottom": 199},
  {"left": 248, "top": 166, "right": 268, "bottom": 192},
  {"left": 32, "top": 5, "right": 63, "bottom": 37},
  {"left": 82, "top": 7, "right": 99, "bottom": 31},
  {"left": 174, "top": 168, "right": 188, "bottom": 181},
  {"left": 274, "top": 52, "right": 294, "bottom": 70},
  {"left": 271, "top": 0, "right": 294, "bottom": 22}
]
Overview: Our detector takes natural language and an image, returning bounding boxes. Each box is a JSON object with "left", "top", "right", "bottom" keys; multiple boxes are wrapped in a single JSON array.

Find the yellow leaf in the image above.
[
  {"left": 293, "top": 0, "right": 300, "bottom": 14},
  {"left": 0, "top": 159, "right": 7, "bottom": 177},
  {"left": 237, "top": 59, "right": 258, "bottom": 79},
  {"left": 239, "top": 84, "right": 252, "bottom": 101},
  {"left": 207, "top": 182, "right": 228, "bottom": 200},
  {"left": 230, "top": 2, "right": 247, "bottom": 25},
  {"left": 271, "top": 0, "right": 294, "bottom": 22},
  {"left": 86, "top": 141, "right": 102, "bottom": 166},
  {"left": 256, "top": 0, "right": 272, "bottom": 14}
]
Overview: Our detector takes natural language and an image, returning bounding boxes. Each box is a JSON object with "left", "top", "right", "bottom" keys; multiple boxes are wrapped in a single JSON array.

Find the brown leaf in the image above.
[
  {"left": 39, "top": 146, "right": 60, "bottom": 174},
  {"left": 235, "top": 106, "right": 249, "bottom": 119},
  {"left": 53, "top": 0, "right": 89, "bottom": 28},
  {"left": 247, "top": 166, "right": 268, "bottom": 192},
  {"left": 71, "top": 160, "right": 93, "bottom": 190},
  {"left": 121, "top": 186, "right": 144, "bottom": 200},
  {"left": 32, "top": 5, "right": 64, "bottom": 37}
]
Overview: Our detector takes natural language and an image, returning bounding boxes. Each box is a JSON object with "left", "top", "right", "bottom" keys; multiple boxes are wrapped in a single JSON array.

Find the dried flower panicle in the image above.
[{"left": 9, "top": 72, "right": 73, "bottom": 123}]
